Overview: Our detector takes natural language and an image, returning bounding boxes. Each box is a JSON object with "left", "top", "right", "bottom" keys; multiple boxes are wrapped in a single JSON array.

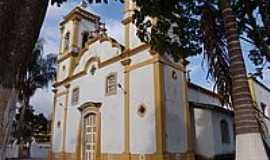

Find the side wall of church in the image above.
[
  {"left": 193, "top": 108, "right": 215, "bottom": 158},
  {"left": 129, "top": 49, "right": 157, "bottom": 154},
  {"left": 187, "top": 88, "right": 221, "bottom": 107},
  {"left": 163, "top": 64, "right": 187, "bottom": 153},
  {"left": 251, "top": 80, "right": 270, "bottom": 117},
  {"left": 211, "top": 111, "right": 235, "bottom": 155}
]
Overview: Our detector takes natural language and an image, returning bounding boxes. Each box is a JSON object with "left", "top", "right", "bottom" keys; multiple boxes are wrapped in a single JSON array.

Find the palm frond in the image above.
[{"left": 201, "top": 2, "right": 232, "bottom": 105}]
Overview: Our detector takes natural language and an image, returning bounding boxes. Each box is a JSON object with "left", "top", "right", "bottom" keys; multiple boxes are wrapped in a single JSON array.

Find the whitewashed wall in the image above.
[
  {"left": 188, "top": 88, "right": 221, "bottom": 107},
  {"left": 129, "top": 65, "right": 156, "bottom": 154},
  {"left": 128, "top": 49, "right": 156, "bottom": 154},
  {"left": 212, "top": 112, "right": 235, "bottom": 155},
  {"left": 252, "top": 80, "right": 270, "bottom": 117},
  {"left": 52, "top": 95, "right": 66, "bottom": 152},
  {"left": 64, "top": 44, "right": 125, "bottom": 153},
  {"left": 251, "top": 80, "right": 270, "bottom": 143},
  {"left": 193, "top": 108, "right": 215, "bottom": 158},
  {"left": 163, "top": 65, "right": 187, "bottom": 153},
  {"left": 190, "top": 87, "right": 235, "bottom": 158}
]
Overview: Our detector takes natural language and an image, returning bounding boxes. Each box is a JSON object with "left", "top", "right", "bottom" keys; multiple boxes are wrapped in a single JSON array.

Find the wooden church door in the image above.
[{"left": 84, "top": 113, "right": 97, "bottom": 160}]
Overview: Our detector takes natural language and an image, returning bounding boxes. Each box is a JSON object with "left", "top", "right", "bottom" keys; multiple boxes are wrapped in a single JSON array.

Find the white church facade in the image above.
[{"left": 50, "top": 1, "right": 270, "bottom": 160}]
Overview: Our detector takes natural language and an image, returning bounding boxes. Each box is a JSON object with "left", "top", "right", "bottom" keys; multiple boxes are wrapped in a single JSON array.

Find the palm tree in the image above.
[
  {"left": 132, "top": 0, "right": 269, "bottom": 159},
  {"left": 201, "top": 0, "right": 268, "bottom": 159},
  {"left": 15, "top": 39, "right": 56, "bottom": 157}
]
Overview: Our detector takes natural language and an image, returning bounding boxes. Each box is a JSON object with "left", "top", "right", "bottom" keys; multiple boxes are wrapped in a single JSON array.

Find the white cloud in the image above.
[
  {"left": 105, "top": 18, "right": 124, "bottom": 44},
  {"left": 30, "top": 88, "right": 53, "bottom": 118},
  {"left": 263, "top": 69, "right": 270, "bottom": 86}
]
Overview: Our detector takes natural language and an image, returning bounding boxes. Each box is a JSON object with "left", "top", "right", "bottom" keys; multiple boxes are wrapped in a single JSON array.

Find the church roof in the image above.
[
  {"left": 187, "top": 82, "right": 221, "bottom": 99},
  {"left": 189, "top": 102, "right": 233, "bottom": 115}
]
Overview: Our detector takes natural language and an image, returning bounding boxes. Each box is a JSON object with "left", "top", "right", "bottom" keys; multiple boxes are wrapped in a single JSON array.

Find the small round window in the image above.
[
  {"left": 57, "top": 121, "right": 61, "bottom": 128},
  {"left": 137, "top": 104, "right": 146, "bottom": 117}
]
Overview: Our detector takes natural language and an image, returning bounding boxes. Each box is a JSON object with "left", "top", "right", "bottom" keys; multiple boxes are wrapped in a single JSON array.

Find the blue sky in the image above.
[{"left": 31, "top": 0, "right": 270, "bottom": 118}]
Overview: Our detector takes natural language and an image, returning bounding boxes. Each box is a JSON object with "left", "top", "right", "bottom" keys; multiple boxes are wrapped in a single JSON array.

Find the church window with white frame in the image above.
[
  {"left": 105, "top": 73, "right": 117, "bottom": 96},
  {"left": 220, "top": 119, "right": 230, "bottom": 144},
  {"left": 71, "top": 87, "right": 80, "bottom": 105}
]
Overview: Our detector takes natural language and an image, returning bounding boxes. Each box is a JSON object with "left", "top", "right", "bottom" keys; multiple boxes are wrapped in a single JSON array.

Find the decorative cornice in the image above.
[
  {"left": 53, "top": 44, "right": 150, "bottom": 88},
  {"left": 59, "top": 6, "right": 100, "bottom": 26},
  {"left": 120, "top": 58, "right": 132, "bottom": 66},
  {"left": 121, "top": 16, "right": 133, "bottom": 25},
  {"left": 78, "top": 102, "right": 102, "bottom": 112}
]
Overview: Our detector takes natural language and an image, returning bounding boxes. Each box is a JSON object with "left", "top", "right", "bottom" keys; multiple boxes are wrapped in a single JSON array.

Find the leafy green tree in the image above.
[
  {"left": 16, "top": 39, "right": 56, "bottom": 146},
  {"left": 13, "top": 106, "right": 48, "bottom": 144}
]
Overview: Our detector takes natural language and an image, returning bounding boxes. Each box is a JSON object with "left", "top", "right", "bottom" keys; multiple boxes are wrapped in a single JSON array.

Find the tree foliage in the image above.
[
  {"left": 51, "top": 0, "right": 124, "bottom": 7},
  {"left": 131, "top": 0, "right": 270, "bottom": 104},
  {"left": 16, "top": 40, "right": 56, "bottom": 144},
  {"left": 17, "top": 39, "right": 57, "bottom": 101},
  {"left": 13, "top": 106, "right": 48, "bottom": 143}
]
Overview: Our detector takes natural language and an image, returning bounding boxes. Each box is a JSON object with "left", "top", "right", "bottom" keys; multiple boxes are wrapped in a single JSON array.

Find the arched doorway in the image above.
[
  {"left": 84, "top": 113, "right": 97, "bottom": 160},
  {"left": 79, "top": 102, "right": 102, "bottom": 160}
]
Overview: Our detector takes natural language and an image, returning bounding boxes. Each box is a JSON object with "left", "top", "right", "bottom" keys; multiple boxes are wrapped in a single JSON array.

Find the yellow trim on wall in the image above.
[
  {"left": 248, "top": 79, "right": 257, "bottom": 105},
  {"left": 51, "top": 151, "right": 193, "bottom": 160},
  {"left": 54, "top": 44, "right": 150, "bottom": 88},
  {"left": 153, "top": 54, "right": 165, "bottom": 158},
  {"left": 62, "top": 84, "right": 70, "bottom": 153},
  {"left": 121, "top": 58, "right": 131, "bottom": 155}
]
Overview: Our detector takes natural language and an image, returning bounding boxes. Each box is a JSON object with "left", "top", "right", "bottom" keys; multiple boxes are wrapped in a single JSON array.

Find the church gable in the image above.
[{"left": 73, "top": 36, "right": 124, "bottom": 76}]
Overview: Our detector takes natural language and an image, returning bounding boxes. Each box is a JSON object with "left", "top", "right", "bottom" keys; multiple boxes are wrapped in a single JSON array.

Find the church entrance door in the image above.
[{"left": 84, "top": 113, "right": 97, "bottom": 160}]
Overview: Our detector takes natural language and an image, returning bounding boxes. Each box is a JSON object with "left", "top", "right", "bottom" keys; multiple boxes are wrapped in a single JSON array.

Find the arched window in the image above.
[
  {"left": 82, "top": 32, "right": 89, "bottom": 48},
  {"left": 220, "top": 119, "right": 230, "bottom": 144},
  {"left": 64, "top": 32, "right": 70, "bottom": 51}
]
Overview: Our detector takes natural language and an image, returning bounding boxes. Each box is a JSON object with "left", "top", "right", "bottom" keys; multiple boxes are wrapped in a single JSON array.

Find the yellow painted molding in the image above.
[
  {"left": 58, "top": 52, "right": 73, "bottom": 63},
  {"left": 62, "top": 85, "right": 70, "bottom": 152},
  {"left": 51, "top": 151, "right": 195, "bottom": 160},
  {"left": 71, "top": 17, "right": 80, "bottom": 51},
  {"left": 122, "top": 16, "right": 133, "bottom": 25},
  {"left": 54, "top": 44, "right": 150, "bottom": 88},
  {"left": 159, "top": 57, "right": 185, "bottom": 72},
  {"left": 248, "top": 79, "right": 257, "bottom": 106},
  {"left": 125, "top": 56, "right": 158, "bottom": 72},
  {"left": 59, "top": 6, "right": 100, "bottom": 26},
  {"left": 153, "top": 54, "right": 166, "bottom": 154},
  {"left": 123, "top": 59, "right": 130, "bottom": 154}
]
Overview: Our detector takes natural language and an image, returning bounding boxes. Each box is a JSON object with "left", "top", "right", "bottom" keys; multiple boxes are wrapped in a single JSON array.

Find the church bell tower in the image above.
[{"left": 57, "top": 4, "right": 103, "bottom": 82}]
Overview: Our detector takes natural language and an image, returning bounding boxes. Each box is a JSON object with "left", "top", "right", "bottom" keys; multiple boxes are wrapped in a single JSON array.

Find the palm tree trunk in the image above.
[
  {"left": 220, "top": 0, "right": 268, "bottom": 159},
  {"left": 0, "top": 86, "right": 17, "bottom": 160}
]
